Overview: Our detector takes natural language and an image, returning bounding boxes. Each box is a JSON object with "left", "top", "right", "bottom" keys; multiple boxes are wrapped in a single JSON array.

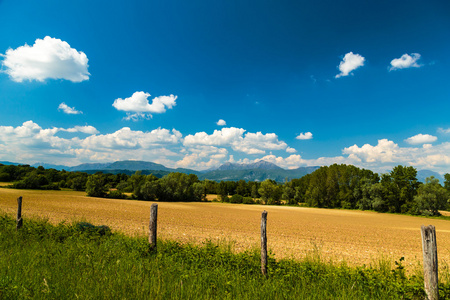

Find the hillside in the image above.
[
  {"left": 199, "top": 165, "right": 319, "bottom": 182},
  {"left": 2, "top": 159, "right": 446, "bottom": 183}
]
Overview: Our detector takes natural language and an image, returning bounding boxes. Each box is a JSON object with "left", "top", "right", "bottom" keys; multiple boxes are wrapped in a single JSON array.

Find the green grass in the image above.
[{"left": 1, "top": 213, "right": 446, "bottom": 299}]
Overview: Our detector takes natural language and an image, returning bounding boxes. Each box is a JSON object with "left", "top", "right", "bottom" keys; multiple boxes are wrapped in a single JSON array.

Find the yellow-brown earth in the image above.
[{"left": 1, "top": 187, "right": 450, "bottom": 268}]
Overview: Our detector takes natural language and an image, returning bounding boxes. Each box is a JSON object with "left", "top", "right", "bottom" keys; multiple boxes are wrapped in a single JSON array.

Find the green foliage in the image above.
[
  {"left": 159, "top": 173, "right": 197, "bottom": 201},
  {"left": 76, "top": 222, "right": 111, "bottom": 236},
  {"left": 412, "top": 176, "right": 449, "bottom": 216},
  {"left": 107, "top": 190, "right": 126, "bottom": 199},
  {"left": 258, "top": 179, "right": 282, "bottom": 205},
  {"left": 445, "top": 173, "right": 450, "bottom": 193},
  {"left": 230, "top": 194, "right": 243, "bottom": 203},
  {"left": 242, "top": 197, "right": 254, "bottom": 204},
  {"left": 86, "top": 174, "right": 108, "bottom": 197},
  {"left": 0, "top": 214, "right": 437, "bottom": 299},
  {"left": 218, "top": 181, "right": 229, "bottom": 202}
]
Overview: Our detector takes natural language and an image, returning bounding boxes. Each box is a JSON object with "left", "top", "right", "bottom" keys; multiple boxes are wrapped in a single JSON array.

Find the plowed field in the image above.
[{"left": 2, "top": 187, "right": 450, "bottom": 267}]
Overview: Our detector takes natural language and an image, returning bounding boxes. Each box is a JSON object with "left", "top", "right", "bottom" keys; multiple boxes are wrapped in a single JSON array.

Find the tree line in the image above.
[{"left": 1, "top": 163, "right": 449, "bottom": 216}]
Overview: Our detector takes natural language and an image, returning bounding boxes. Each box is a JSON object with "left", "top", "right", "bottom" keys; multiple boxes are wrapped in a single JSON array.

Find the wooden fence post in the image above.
[
  {"left": 149, "top": 203, "right": 158, "bottom": 250},
  {"left": 261, "top": 210, "right": 268, "bottom": 277},
  {"left": 16, "top": 196, "right": 23, "bottom": 230},
  {"left": 421, "top": 225, "right": 438, "bottom": 300}
]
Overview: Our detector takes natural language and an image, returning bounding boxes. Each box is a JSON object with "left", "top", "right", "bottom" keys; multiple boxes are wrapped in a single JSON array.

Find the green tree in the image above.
[
  {"left": 412, "top": 176, "right": 449, "bottom": 216},
  {"left": 86, "top": 174, "right": 108, "bottom": 197},
  {"left": 70, "top": 174, "right": 87, "bottom": 191},
  {"left": 236, "top": 180, "right": 249, "bottom": 196},
  {"left": 218, "top": 181, "right": 229, "bottom": 202},
  {"left": 384, "top": 166, "right": 420, "bottom": 213},
  {"left": 444, "top": 173, "right": 450, "bottom": 193},
  {"left": 282, "top": 181, "right": 296, "bottom": 205},
  {"left": 129, "top": 171, "right": 146, "bottom": 199},
  {"left": 156, "top": 172, "right": 200, "bottom": 202},
  {"left": 258, "top": 179, "right": 282, "bottom": 205},
  {"left": 140, "top": 179, "right": 159, "bottom": 201}
]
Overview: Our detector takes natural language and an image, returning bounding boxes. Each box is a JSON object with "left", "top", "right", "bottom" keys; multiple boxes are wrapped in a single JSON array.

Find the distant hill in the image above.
[
  {"left": 417, "top": 170, "right": 445, "bottom": 184},
  {"left": 216, "top": 161, "right": 283, "bottom": 171},
  {"left": 105, "top": 161, "right": 170, "bottom": 171},
  {"left": 32, "top": 162, "right": 71, "bottom": 170},
  {"left": 0, "top": 161, "right": 20, "bottom": 166},
  {"left": 67, "top": 160, "right": 202, "bottom": 177},
  {"left": 68, "top": 163, "right": 112, "bottom": 172},
  {"left": 65, "top": 160, "right": 317, "bottom": 182},
  {"left": 3, "top": 159, "right": 446, "bottom": 184},
  {"left": 199, "top": 161, "right": 319, "bottom": 182}
]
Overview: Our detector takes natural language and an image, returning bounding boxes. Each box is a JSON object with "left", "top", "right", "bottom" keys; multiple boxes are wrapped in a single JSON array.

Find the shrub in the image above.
[
  {"left": 107, "top": 190, "right": 126, "bottom": 199},
  {"left": 230, "top": 194, "right": 243, "bottom": 203},
  {"left": 76, "top": 222, "right": 111, "bottom": 236},
  {"left": 243, "top": 197, "right": 254, "bottom": 204}
]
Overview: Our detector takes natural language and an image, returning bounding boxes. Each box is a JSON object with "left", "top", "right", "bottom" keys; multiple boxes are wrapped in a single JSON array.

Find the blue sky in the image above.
[{"left": 0, "top": 0, "right": 449, "bottom": 174}]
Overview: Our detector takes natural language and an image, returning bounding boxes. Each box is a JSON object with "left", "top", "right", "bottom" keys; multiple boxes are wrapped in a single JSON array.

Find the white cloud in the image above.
[
  {"left": 58, "top": 102, "right": 82, "bottom": 115},
  {"left": 183, "top": 127, "right": 288, "bottom": 155},
  {"left": 296, "top": 132, "right": 313, "bottom": 140},
  {"left": 62, "top": 126, "right": 99, "bottom": 135},
  {"left": 335, "top": 52, "right": 365, "bottom": 78},
  {"left": 343, "top": 139, "right": 399, "bottom": 163},
  {"left": 438, "top": 128, "right": 450, "bottom": 134},
  {"left": 286, "top": 147, "right": 297, "bottom": 153},
  {"left": 405, "top": 134, "right": 437, "bottom": 145},
  {"left": 112, "top": 92, "right": 177, "bottom": 120},
  {"left": 389, "top": 53, "right": 422, "bottom": 71},
  {"left": 2, "top": 121, "right": 449, "bottom": 174},
  {"left": 1, "top": 36, "right": 89, "bottom": 82},
  {"left": 184, "top": 127, "right": 245, "bottom": 147},
  {"left": 123, "top": 112, "right": 152, "bottom": 122},
  {"left": 176, "top": 146, "right": 228, "bottom": 169},
  {"left": 342, "top": 139, "right": 450, "bottom": 174},
  {"left": 81, "top": 127, "right": 182, "bottom": 150},
  {"left": 0, "top": 121, "right": 183, "bottom": 166},
  {"left": 216, "top": 119, "right": 226, "bottom": 126}
]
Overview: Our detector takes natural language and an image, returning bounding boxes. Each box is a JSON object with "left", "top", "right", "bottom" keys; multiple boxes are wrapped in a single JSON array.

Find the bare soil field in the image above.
[{"left": 1, "top": 187, "right": 450, "bottom": 267}]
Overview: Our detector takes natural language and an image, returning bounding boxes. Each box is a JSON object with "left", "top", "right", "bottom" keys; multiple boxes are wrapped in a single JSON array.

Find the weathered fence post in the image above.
[
  {"left": 261, "top": 210, "right": 268, "bottom": 277},
  {"left": 421, "top": 225, "right": 438, "bottom": 300},
  {"left": 16, "top": 196, "right": 23, "bottom": 230},
  {"left": 149, "top": 203, "right": 158, "bottom": 250}
]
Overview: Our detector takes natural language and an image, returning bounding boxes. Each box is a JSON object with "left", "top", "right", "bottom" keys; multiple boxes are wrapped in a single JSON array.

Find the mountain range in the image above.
[{"left": 0, "top": 160, "right": 446, "bottom": 183}]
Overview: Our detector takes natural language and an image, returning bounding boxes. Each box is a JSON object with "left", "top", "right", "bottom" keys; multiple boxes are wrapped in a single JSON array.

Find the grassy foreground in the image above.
[{"left": 1, "top": 214, "right": 447, "bottom": 299}]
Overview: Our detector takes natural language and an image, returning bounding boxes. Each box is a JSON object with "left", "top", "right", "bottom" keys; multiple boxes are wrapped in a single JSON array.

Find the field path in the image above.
[{"left": 2, "top": 188, "right": 450, "bottom": 267}]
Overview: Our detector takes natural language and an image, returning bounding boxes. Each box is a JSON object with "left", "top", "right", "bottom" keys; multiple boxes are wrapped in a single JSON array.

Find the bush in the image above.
[
  {"left": 243, "top": 197, "right": 254, "bottom": 204},
  {"left": 107, "top": 190, "right": 126, "bottom": 199},
  {"left": 76, "top": 222, "right": 111, "bottom": 236},
  {"left": 230, "top": 194, "right": 243, "bottom": 203}
]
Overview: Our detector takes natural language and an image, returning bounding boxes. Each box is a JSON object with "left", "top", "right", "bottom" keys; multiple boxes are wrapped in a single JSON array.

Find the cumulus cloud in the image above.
[
  {"left": 296, "top": 132, "right": 313, "bottom": 140},
  {"left": 342, "top": 139, "right": 450, "bottom": 173},
  {"left": 183, "top": 127, "right": 288, "bottom": 155},
  {"left": 184, "top": 127, "right": 245, "bottom": 147},
  {"left": 112, "top": 91, "right": 177, "bottom": 120},
  {"left": 438, "top": 128, "right": 450, "bottom": 134},
  {"left": 58, "top": 102, "right": 82, "bottom": 115},
  {"left": 176, "top": 146, "right": 228, "bottom": 169},
  {"left": 0, "top": 120, "right": 183, "bottom": 166},
  {"left": 2, "top": 121, "right": 450, "bottom": 174},
  {"left": 343, "top": 139, "right": 399, "bottom": 163},
  {"left": 216, "top": 119, "right": 226, "bottom": 126},
  {"left": 335, "top": 52, "right": 365, "bottom": 78},
  {"left": 389, "top": 53, "right": 422, "bottom": 71},
  {"left": 286, "top": 147, "right": 297, "bottom": 153},
  {"left": 1, "top": 36, "right": 89, "bottom": 82},
  {"left": 405, "top": 134, "right": 437, "bottom": 145},
  {"left": 81, "top": 127, "right": 182, "bottom": 150},
  {"left": 62, "top": 125, "right": 99, "bottom": 135}
]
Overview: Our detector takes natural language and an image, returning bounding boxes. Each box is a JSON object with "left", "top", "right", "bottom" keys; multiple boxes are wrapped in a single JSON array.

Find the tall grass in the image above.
[{"left": 1, "top": 213, "right": 446, "bottom": 299}]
